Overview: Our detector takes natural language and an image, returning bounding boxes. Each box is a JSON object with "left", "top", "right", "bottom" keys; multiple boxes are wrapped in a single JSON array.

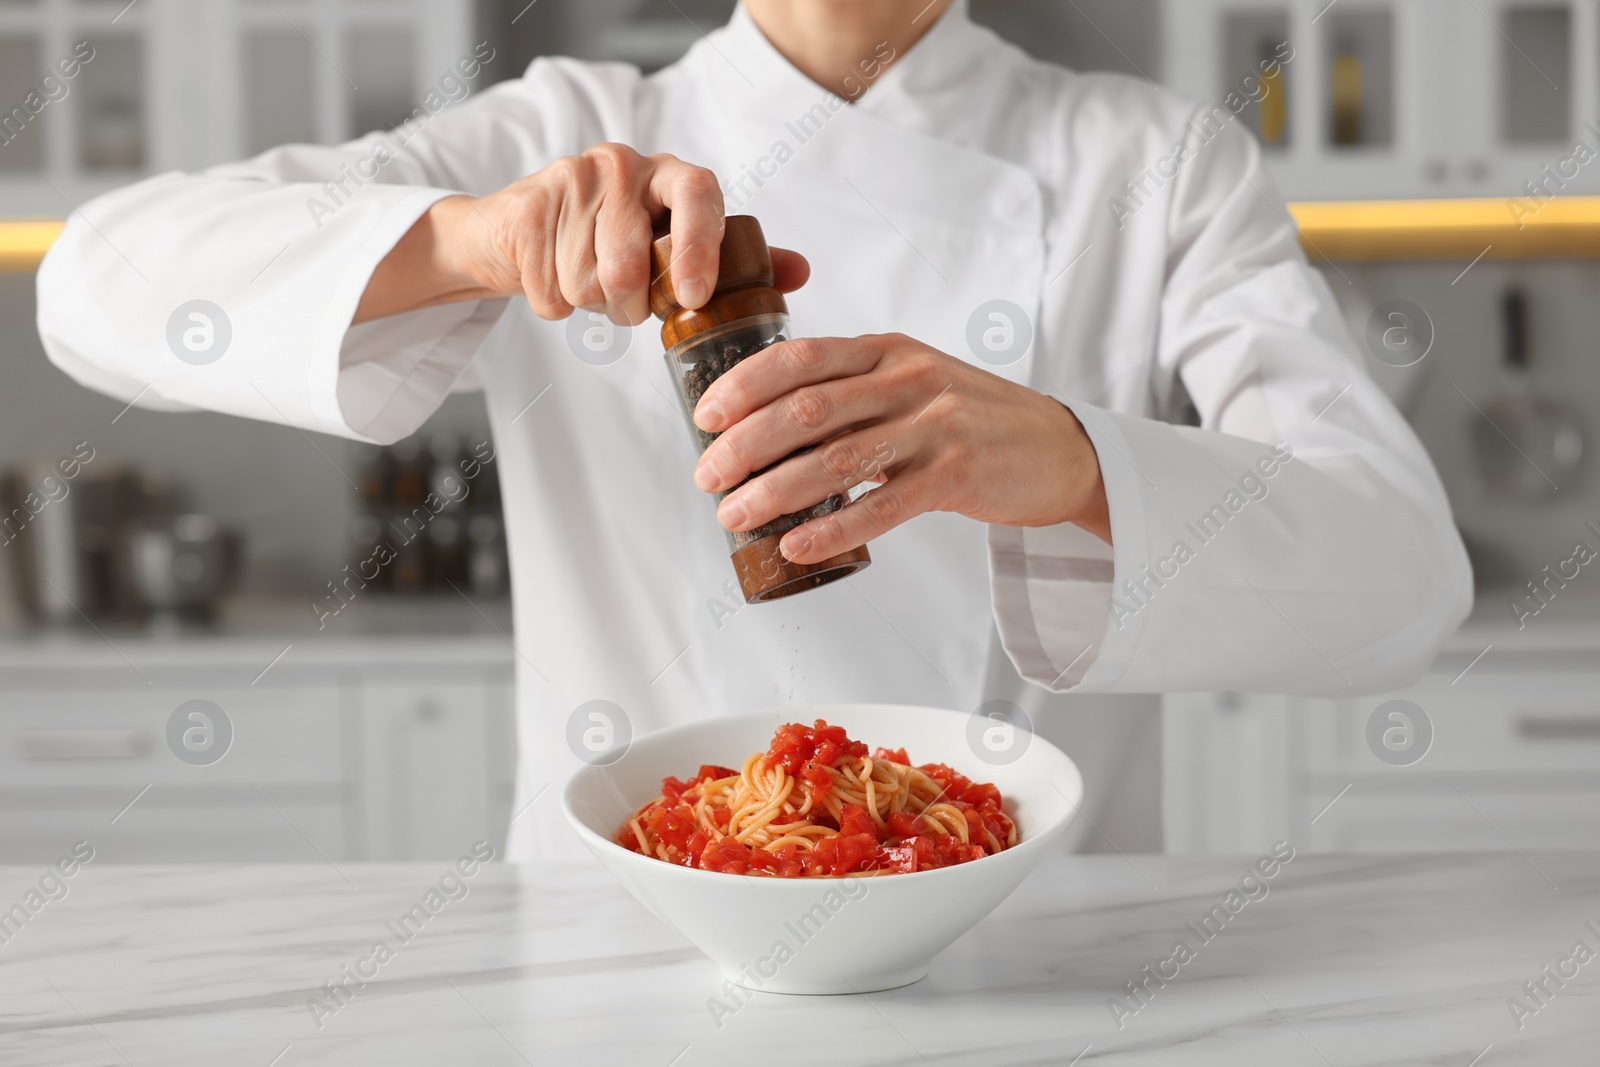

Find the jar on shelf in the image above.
[{"left": 649, "top": 216, "right": 870, "bottom": 603}]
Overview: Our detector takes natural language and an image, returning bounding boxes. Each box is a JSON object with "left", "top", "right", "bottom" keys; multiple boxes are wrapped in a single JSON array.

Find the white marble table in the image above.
[{"left": 3, "top": 850, "right": 1598, "bottom": 1066}]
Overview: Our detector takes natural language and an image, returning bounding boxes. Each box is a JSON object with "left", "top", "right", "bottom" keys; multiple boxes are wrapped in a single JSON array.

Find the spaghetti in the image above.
[{"left": 616, "top": 719, "right": 1018, "bottom": 876}]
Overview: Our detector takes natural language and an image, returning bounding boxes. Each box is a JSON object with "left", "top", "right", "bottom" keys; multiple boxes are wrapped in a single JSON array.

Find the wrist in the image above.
[
  {"left": 1047, "top": 399, "right": 1112, "bottom": 543},
  {"left": 422, "top": 195, "right": 497, "bottom": 294}
]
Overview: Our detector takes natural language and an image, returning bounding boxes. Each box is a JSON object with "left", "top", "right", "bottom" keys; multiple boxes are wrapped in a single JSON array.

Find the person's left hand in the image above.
[{"left": 690, "top": 333, "right": 1112, "bottom": 564}]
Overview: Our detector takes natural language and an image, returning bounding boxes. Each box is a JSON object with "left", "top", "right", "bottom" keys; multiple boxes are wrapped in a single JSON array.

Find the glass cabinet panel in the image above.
[
  {"left": 1502, "top": 5, "right": 1571, "bottom": 144},
  {"left": 76, "top": 35, "right": 143, "bottom": 171},
  {"left": 244, "top": 30, "right": 315, "bottom": 154},
  {"left": 1222, "top": 11, "right": 1292, "bottom": 148},
  {"left": 0, "top": 34, "right": 44, "bottom": 171},
  {"left": 1324, "top": 8, "right": 1394, "bottom": 148},
  {"left": 345, "top": 26, "right": 416, "bottom": 136}
]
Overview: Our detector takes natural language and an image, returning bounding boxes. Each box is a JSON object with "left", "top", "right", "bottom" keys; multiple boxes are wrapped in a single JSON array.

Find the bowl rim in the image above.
[{"left": 560, "top": 702, "right": 1084, "bottom": 886}]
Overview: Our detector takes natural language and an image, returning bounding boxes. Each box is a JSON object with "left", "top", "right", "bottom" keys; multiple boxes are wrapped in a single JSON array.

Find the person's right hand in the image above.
[{"left": 356, "top": 143, "right": 809, "bottom": 326}]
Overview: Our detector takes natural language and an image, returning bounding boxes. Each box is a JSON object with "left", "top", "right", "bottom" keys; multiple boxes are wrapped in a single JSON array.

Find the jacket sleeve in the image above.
[
  {"left": 992, "top": 117, "right": 1473, "bottom": 696},
  {"left": 35, "top": 58, "right": 638, "bottom": 444}
]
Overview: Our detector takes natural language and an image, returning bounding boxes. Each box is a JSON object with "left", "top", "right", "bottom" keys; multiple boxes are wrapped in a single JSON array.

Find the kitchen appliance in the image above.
[
  {"left": 1, "top": 460, "right": 154, "bottom": 625},
  {"left": 1470, "top": 288, "right": 1585, "bottom": 498},
  {"left": 126, "top": 514, "right": 242, "bottom": 624}
]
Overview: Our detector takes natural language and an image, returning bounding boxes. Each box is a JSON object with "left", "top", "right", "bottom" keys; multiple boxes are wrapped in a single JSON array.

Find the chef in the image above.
[{"left": 37, "top": 0, "right": 1472, "bottom": 862}]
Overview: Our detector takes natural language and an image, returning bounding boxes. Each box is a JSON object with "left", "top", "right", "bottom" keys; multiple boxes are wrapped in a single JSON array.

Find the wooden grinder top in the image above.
[{"left": 649, "top": 216, "right": 788, "bottom": 350}]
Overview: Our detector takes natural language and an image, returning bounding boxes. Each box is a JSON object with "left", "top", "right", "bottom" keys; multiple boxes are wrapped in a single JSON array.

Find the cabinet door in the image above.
[
  {"left": 356, "top": 676, "right": 506, "bottom": 861},
  {"left": 0, "top": 683, "right": 349, "bottom": 862},
  {"left": 1163, "top": 692, "right": 1295, "bottom": 854}
]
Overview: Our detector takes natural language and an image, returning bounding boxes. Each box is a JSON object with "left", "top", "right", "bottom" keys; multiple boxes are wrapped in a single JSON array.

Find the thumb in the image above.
[{"left": 770, "top": 248, "right": 810, "bottom": 294}]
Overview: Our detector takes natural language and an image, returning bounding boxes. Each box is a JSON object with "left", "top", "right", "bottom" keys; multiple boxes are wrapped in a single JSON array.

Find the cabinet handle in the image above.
[
  {"left": 15, "top": 729, "right": 154, "bottom": 760},
  {"left": 1517, "top": 716, "right": 1600, "bottom": 741}
]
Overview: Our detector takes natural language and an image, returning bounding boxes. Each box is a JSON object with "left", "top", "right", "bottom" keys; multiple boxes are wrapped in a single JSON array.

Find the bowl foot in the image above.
[{"left": 721, "top": 965, "right": 928, "bottom": 996}]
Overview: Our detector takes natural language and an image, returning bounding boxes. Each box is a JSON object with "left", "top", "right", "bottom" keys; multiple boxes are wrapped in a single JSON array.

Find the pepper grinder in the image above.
[{"left": 650, "top": 216, "right": 871, "bottom": 603}]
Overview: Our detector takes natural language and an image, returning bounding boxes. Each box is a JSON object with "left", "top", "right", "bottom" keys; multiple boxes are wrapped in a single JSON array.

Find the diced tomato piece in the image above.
[
  {"left": 801, "top": 761, "right": 835, "bottom": 802},
  {"left": 692, "top": 764, "right": 737, "bottom": 786},
  {"left": 765, "top": 720, "right": 868, "bottom": 776},
  {"left": 697, "top": 836, "right": 754, "bottom": 874},
  {"left": 886, "top": 811, "right": 924, "bottom": 839},
  {"left": 873, "top": 841, "right": 918, "bottom": 873},
  {"left": 644, "top": 804, "right": 698, "bottom": 853},
  {"left": 872, "top": 746, "right": 910, "bottom": 765},
  {"left": 838, "top": 804, "right": 876, "bottom": 839}
]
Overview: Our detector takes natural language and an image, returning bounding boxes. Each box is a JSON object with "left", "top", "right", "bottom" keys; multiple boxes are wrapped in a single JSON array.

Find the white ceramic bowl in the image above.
[{"left": 562, "top": 703, "right": 1082, "bottom": 994}]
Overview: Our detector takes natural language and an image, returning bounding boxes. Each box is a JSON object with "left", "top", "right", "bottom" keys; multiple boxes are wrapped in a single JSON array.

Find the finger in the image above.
[
  {"left": 696, "top": 377, "right": 893, "bottom": 494},
  {"left": 645, "top": 155, "right": 724, "bottom": 309},
  {"left": 778, "top": 471, "right": 933, "bottom": 565},
  {"left": 771, "top": 248, "right": 810, "bottom": 294},
  {"left": 714, "top": 430, "right": 904, "bottom": 530},
  {"left": 511, "top": 179, "right": 571, "bottom": 319},
  {"left": 553, "top": 156, "right": 606, "bottom": 312},
  {"left": 694, "top": 335, "right": 888, "bottom": 433},
  {"left": 590, "top": 148, "right": 654, "bottom": 324}
]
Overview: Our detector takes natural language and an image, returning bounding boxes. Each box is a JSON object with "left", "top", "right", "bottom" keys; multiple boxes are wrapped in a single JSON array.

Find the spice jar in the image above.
[{"left": 650, "top": 216, "right": 871, "bottom": 603}]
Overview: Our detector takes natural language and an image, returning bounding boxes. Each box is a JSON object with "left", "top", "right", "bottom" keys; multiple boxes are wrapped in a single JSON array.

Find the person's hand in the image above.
[
  {"left": 691, "top": 334, "right": 1111, "bottom": 563},
  {"left": 357, "top": 143, "right": 809, "bottom": 324}
]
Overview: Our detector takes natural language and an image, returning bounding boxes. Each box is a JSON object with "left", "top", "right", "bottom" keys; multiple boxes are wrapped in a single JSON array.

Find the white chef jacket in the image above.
[{"left": 36, "top": 1, "right": 1472, "bottom": 861}]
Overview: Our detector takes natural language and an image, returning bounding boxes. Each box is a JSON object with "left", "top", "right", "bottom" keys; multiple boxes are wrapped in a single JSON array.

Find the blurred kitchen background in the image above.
[{"left": 3, "top": 0, "right": 1599, "bottom": 861}]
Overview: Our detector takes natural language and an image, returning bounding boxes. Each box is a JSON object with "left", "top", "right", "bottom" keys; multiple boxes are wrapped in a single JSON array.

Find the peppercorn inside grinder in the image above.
[{"left": 649, "top": 216, "right": 871, "bottom": 603}]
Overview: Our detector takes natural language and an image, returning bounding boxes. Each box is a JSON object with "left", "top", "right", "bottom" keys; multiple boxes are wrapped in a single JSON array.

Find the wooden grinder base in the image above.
[{"left": 731, "top": 536, "right": 871, "bottom": 603}]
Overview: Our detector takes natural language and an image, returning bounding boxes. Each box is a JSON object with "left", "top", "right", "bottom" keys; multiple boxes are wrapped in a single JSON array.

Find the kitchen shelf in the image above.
[{"left": 11, "top": 199, "right": 1600, "bottom": 272}]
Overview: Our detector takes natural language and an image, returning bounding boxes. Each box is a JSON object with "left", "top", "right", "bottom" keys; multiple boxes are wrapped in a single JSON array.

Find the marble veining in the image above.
[{"left": 2, "top": 850, "right": 1598, "bottom": 1065}]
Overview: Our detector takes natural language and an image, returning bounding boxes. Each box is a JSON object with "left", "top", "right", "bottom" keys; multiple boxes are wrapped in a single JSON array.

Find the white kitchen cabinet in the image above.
[
  {"left": 1165, "top": 647, "right": 1600, "bottom": 855},
  {"left": 0, "top": 629, "right": 514, "bottom": 863},
  {"left": 0, "top": 0, "right": 473, "bottom": 216},
  {"left": 1162, "top": 691, "right": 1295, "bottom": 855},
  {"left": 354, "top": 672, "right": 516, "bottom": 861},
  {"left": 1162, "top": 0, "right": 1600, "bottom": 201}
]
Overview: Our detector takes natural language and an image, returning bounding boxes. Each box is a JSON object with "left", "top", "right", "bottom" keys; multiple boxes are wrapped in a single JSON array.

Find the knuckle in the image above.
[
  {"left": 780, "top": 338, "right": 825, "bottom": 375},
  {"left": 818, "top": 438, "right": 863, "bottom": 484},
  {"left": 545, "top": 155, "right": 585, "bottom": 189},
  {"left": 525, "top": 281, "right": 568, "bottom": 321},
  {"left": 584, "top": 141, "right": 636, "bottom": 172},
  {"left": 855, "top": 485, "right": 900, "bottom": 526},
  {"left": 785, "top": 387, "right": 832, "bottom": 433},
  {"left": 595, "top": 252, "right": 647, "bottom": 296},
  {"left": 567, "top": 279, "right": 605, "bottom": 309},
  {"left": 685, "top": 165, "right": 720, "bottom": 193}
]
